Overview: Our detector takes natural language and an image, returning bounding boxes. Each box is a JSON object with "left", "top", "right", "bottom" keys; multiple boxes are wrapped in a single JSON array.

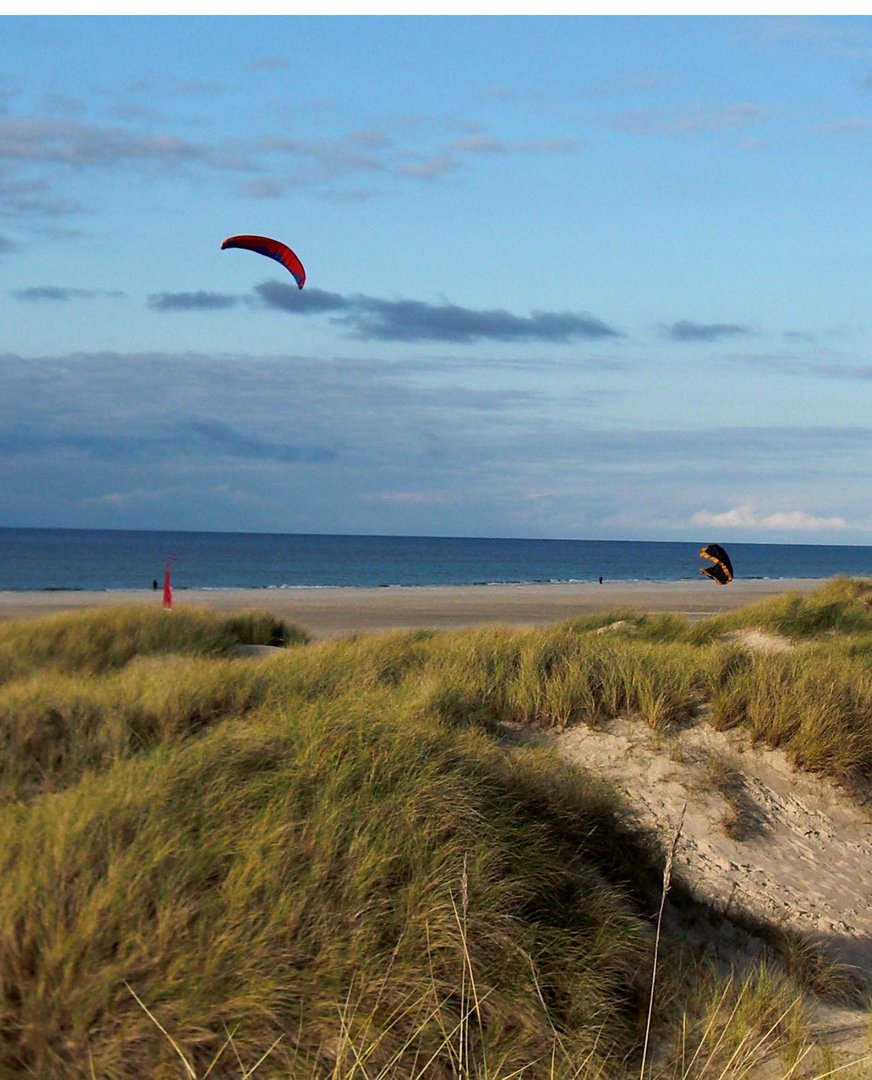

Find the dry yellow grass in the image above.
[{"left": 0, "top": 583, "right": 869, "bottom": 1077}]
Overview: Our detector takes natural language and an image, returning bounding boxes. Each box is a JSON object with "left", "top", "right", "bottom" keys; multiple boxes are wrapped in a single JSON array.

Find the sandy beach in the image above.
[{"left": 0, "top": 577, "right": 827, "bottom": 639}]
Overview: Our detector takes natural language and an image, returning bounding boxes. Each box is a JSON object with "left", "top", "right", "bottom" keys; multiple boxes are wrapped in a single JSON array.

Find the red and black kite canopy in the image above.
[{"left": 221, "top": 234, "right": 306, "bottom": 289}]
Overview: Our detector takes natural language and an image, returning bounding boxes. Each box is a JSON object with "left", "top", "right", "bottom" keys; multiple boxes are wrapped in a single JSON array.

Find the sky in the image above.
[{"left": 2, "top": 13, "right": 871, "bottom": 543}]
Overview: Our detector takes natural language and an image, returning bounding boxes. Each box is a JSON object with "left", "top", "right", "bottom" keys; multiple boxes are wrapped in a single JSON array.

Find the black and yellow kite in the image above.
[{"left": 698, "top": 544, "right": 733, "bottom": 585}]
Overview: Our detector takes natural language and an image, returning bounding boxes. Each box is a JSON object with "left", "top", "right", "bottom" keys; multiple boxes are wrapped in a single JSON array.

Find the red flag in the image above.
[{"left": 163, "top": 558, "right": 173, "bottom": 609}]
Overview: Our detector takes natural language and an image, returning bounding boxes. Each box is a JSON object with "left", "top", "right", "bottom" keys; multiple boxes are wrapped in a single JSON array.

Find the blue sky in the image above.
[{"left": 2, "top": 14, "right": 871, "bottom": 543}]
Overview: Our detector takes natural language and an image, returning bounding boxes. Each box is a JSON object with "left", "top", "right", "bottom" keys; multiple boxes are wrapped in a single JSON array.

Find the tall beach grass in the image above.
[{"left": 0, "top": 583, "right": 869, "bottom": 1077}]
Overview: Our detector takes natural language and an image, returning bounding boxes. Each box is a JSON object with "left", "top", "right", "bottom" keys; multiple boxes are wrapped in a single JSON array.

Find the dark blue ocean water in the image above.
[{"left": 0, "top": 528, "right": 870, "bottom": 593}]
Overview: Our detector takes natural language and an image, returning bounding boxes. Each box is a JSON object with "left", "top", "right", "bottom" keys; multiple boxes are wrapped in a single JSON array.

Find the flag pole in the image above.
[{"left": 163, "top": 556, "right": 174, "bottom": 610}]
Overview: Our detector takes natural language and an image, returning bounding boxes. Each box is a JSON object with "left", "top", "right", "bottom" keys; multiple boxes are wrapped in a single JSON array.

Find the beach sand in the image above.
[{"left": 0, "top": 577, "right": 826, "bottom": 639}]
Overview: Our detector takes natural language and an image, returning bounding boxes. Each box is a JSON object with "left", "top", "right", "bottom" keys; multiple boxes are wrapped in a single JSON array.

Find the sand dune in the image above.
[
  {"left": 1, "top": 576, "right": 869, "bottom": 1069},
  {"left": 557, "top": 717, "right": 872, "bottom": 977}
]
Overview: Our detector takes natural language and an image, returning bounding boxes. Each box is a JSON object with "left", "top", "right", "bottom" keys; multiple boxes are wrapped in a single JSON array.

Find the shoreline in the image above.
[{"left": 0, "top": 577, "right": 828, "bottom": 640}]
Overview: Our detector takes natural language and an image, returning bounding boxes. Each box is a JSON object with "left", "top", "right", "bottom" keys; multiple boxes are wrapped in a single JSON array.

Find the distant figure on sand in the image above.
[
  {"left": 152, "top": 579, "right": 158, "bottom": 591},
  {"left": 598, "top": 575, "right": 603, "bottom": 585}
]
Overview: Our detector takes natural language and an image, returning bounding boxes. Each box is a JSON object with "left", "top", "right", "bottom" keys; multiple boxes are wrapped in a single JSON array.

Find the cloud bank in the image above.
[
  {"left": 692, "top": 504, "right": 851, "bottom": 532},
  {"left": 662, "top": 320, "right": 753, "bottom": 342},
  {"left": 147, "top": 291, "right": 239, "bottom": 311},
  {"left": 255, "top": 282, "right": 624, "bottom": 343},
  {"left": 0, "top": 350, "right": 865, "bottom": 540},
  {"left": 603, "top": 102, "right": 766, "bottom": 136},
  {"left": 13, "top": 286, "right": 125, "bottom": 301},
  {"left": 0, "top": 102, "right": 584, "bottom": 220}
]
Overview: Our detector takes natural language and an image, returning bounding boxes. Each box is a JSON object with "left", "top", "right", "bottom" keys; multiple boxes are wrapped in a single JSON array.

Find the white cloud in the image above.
[{"left": 692, "top": 504, "right": 852, "bottom": 531}]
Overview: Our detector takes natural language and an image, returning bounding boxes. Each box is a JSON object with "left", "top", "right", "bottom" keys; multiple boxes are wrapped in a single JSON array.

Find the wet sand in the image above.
[{"left": 0, "top": 578, "right": 826, "bottom": 639}]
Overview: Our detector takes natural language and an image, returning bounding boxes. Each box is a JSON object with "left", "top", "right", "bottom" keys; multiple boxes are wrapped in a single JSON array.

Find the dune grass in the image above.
[
  {"left": 268, "top": 580, "right": 872, "bottom": 786},
  {"left": 0, "top": 693, "right": 656, "bottom": 1076},
  {"left": 0, "top": 657, "right": 275, "bottom": 802},
  {"left": 688, "top": 577, "right": 872, "bottom": 644},
  {"left": 704, "top": 648, "right": 872, "bottom": 780},
  {"left": 0, "top": 604, "right": 307, "bottom": 681},
  {"left": 0, "top": 582, "right": 869, "bottom": 1077}
]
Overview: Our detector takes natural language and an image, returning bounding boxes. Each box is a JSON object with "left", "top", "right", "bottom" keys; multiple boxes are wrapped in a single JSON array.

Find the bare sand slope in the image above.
[{"left": 556, "top": 716, "right": 872, "bottom": 981}]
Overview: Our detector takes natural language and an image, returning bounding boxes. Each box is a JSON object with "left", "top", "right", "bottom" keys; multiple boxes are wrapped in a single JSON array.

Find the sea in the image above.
[{"left": 0, "top": 528, "right": 870, "bottom": 593}]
